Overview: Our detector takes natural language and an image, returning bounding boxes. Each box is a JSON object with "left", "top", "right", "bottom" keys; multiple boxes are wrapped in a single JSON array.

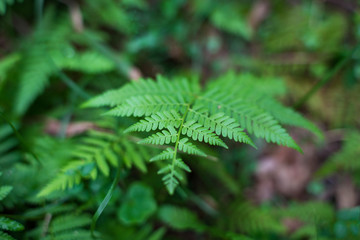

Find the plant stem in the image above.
[
  {"left": 169, "top": 104, "right": 190, "bottom": 194},
  {"left": 294, "top": 44, "right": 360, "bottom": 109}
]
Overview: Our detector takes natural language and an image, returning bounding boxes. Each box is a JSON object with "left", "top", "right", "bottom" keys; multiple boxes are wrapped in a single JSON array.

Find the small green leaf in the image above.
[{"left": 118, "top": 183, "right": 157, "bottom": 225}]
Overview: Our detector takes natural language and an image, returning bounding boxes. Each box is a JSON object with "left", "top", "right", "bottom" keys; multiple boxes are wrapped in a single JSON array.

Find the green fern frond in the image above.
[
  {"left": 187, "top": 108, "right": 255, "bottom": 147},
  {"left": 178, "top": 138, "right": 206, "bottom": 156},
  {"left": 257, "top": 98, "right": 323, "bottom": 139},
  {"left": 125, "top": 110, "right": 182, "bottom": 132},
  {"left": 139, "top": 127, "right": 178, "bottom": 145},
  {"left": 0, "top": 231, "right": 15, "bottom": 240},
  {"left": 38, "top": 125, "right": 151, "bottom": 197},
  {"left": 150, "top": 148, "right": 174, "bottom": 162},
  {"left": 106, "top": 95, "right": 188, "bottom": 117},
  {"left": 174, "top": 158, "right": 191, "bottom": 172},
  {"left": 53, "top": 51, "right": 115, "bottom": 74},
  {"left": 316, "top": 131, "right": 360, "bottom": 179},
  {"left": 0, "top": 125, "right": 20, "bottom": 166},
  {"left": 158, "top": 205, "right": 206, "bottom": 232},
  {"left": 50, "top": 214, "right": 91, "bottom": 234},
  {"left": 181, "top": 120, "right": 228, "bottom": 148},
  {"left": 85, "top": 73, "right": 318, "bottom": 193},
  {"left": 37, "top": 160, "right": 86, "bottom": 198},
  {"left": 0, "top": 54, "right": 20, "bottom": 89},
  {"left": 83, "top": 76, "right": 194, "bottom": 108},
  {"left": 0, "top": 217, "right": 24, "bottom": 232},
  {"left": 0, "top": 186, "right": 13, "bottom": 201},
  {"left": 42, "top": 214, "right": 93, "bottom": 240},
  {"left": 197, "top": 92, "right": 301, "bottom": 151},
  {"left": 14, "top": 45, "right": 54, "bottom": 115},
  {"left": 13, "top": 16, "right": 72, "bottom": 115}
]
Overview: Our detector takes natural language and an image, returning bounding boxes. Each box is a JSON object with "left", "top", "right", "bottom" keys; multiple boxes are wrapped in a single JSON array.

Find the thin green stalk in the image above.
[
  {"left": 82, "top": 32, "right": 131, "bottom": 77},
  {"left": 169, "top": 104, "right": 190, "bottom": 194},
  {"left": 57, "top": 71, "right": 91, "bottom": 100},
  {"left": 294, "top": 45, "right": 360, "bottom": 109},
  {"left": 0, "top": 110, "right": 41, "bottom": 164},
  {"left": 91, "top": 167, "right": 121, "bottom": 238},
  {"left": 35, "top": 0, "right": 44, "bottom": 23}
]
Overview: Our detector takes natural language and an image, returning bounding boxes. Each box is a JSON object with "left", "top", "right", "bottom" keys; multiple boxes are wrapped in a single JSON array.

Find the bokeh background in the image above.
[{"left": 0, "top": 0, "right": 360, "bottom": 239}]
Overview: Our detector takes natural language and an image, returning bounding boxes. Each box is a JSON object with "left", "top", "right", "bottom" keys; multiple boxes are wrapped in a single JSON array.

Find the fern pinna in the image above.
[{"left": 84, "top": 72, "right": 320, "bottom": 194}]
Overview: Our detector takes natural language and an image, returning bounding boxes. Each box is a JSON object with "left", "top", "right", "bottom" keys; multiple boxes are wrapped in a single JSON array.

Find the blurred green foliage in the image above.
[{"left": 0, "top": 0, "right": 359, "bottom": 239}]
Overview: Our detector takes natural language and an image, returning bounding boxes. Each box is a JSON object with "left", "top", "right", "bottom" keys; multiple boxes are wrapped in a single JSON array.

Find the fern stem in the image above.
[
  {"left": 169, "top": 104, "right": 190, "bottom": 194},
  {"left": 294, "top": 44, "right": 360, "bottom": 109}
]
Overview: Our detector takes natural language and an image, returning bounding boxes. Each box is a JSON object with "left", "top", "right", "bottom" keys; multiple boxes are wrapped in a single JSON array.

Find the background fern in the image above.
[{"left": 38, "top": 120, "right": 152, "bottom": 198}]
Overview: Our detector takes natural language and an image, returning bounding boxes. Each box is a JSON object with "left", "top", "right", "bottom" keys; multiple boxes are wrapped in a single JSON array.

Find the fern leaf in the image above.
[
  {"left": 187, "top": 108, "right": 255, "bottom": 147},
  {"left": 54, "top": 51, "right": 115, "bottom": 73},
  {"left": 106, "top": 95, "right": 188, "bottom": 117},
  {"left": 14, "top": 42, "right": 54, "bottom": 115},
  {"left": 150, "top": 148, "right": 174, "bottom": 162},
  {"left": 182, "top": 120, "right": 228, "bottom": 149},
  {"left": 0, "top": 186, "right": 13, "bottom": 201},
  {"left": 257, "top": 98, "right": 323, "bottom": 139},
  {"left": 139, "top": 127, "right": 178, "bottom": 145},
  {"left": 316, "top": 131, "right": 360, "bottom": 178},
  {"left": 82, "top": 76, "right": 194, "bottom": 108},
  {"left": 37, "top": 160, "right": 87, "bottom": 197},
  {"left": 174, "top": 158, "right": 191, "bottom": 172},
  {"left": 196, "top": 94, "right": 301, "bottom": 151},
  {"left": 85, "top": 73, "right": 317, "bottom": 193},
  {"left": 0, "top": 217, "right": 24, "bottom": 231},
  {"left": 178, "top": 138, "right": 206, "bottom": 156},
  {"left": 50, "top": 214, "right": 91, "bottom": 234},
  {"left": 158, "top": 205, "right": 206, "bottom": 232},
  {"left": 44, "top": 229, "right": 92, "bottom": 240},
  {"left": 162, "top": 173, "right": 179, "bottom": 195},
  {"left": 0, "top": 231, "right": 16, "bottom": 240},
  {"left": 95, "top": 152, "right": 110, "bottom": 176},
  {"left": 125, "top": 110, "right": 182, "bottom": 132}
]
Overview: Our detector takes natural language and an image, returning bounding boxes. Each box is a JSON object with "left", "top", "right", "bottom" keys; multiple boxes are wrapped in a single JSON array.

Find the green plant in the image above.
[
  {"left": 84, "top": 72, "right": 320, "bottom": 194},
  {"left": 0, "top": 173, "right": 24, "bottom": 240}
]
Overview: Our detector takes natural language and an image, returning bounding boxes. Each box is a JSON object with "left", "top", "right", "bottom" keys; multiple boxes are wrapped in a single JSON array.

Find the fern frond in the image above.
[
  {"left": 174, "top": 158, "right": 191, "bottom": 172},
  {"left": 37, "top": 160, "right": 87, "bottom": 198},
  {"left": 41, "top": 214, "right": 93, "bottom": 240},
  {"left": 158, "top": 205, "right": 206, "bottom": 232},
  {"left": 85, "top": 73, "right": 317, "bottom": 193},
  {"left": 53, "top": 51, "right": 115, "bottom": 74},
  {"left": 0, "top": 231, "right": 15, "bottom": 240},
  {"left": 125, "top": 110, "right": 182, "bottom": 132},
  {"left": 0, "top": 125, "right": 20, "bottom": 166},
  {"left": 162, "top": 172, "right": 179, "bottom": 195},
  {"left": 0, "top": 217, "right": 24, "bottom": 232},
  {"left": 106, "top": 95, "right": 188, "bottom": 117},
  {"left": 150, "top": 148, "right": 174, "bottom": 162},
  {"left": 50, "top": 214, "right": 91, "bottom": 233},
  {"left": 139, "top": 127, "right": 178, "bottom": 145},
  {"left": 197, "top": 81, "right": 301, "bottom": 151},
  {"left": 257, "top": 98, "right": 323, "bottom": 139},
  {"left": 38, "top": 125, "right": 152, "bottom": 197},
  {"left": 0, "top": 186, "right": 13, "bottom": 201},
  {"left": 83, "top": 76, "right": 194, "bottom": 108},
  {"left": 178, "top": 138, "right": 206, "bottom": 156},
  {"left": 316, "top": 131, "right": 360, "bottom": 178},
  {"left": 187, "top": 108, "right": 255, "bottom": 147},
  {"left": 182, "top": 120, "right": 228, "bottom": 148}
]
